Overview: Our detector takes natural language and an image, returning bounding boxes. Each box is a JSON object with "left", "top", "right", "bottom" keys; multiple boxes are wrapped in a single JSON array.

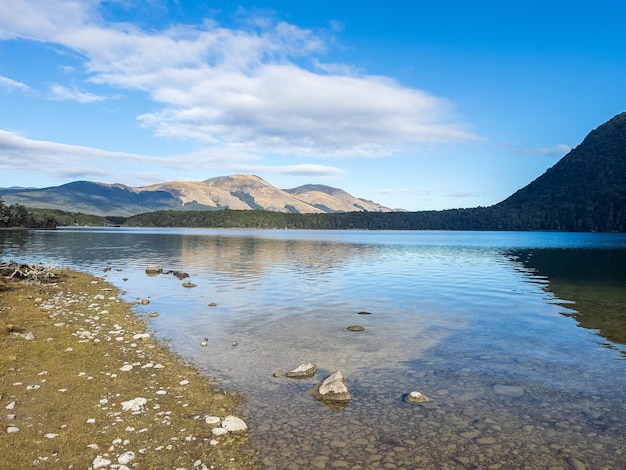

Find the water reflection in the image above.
[
  {"left": 178, "top": 234, "right": 374, "bottom": 280},
  {"left": 510, "top": 248, "right": 626, "bottom": 354}
]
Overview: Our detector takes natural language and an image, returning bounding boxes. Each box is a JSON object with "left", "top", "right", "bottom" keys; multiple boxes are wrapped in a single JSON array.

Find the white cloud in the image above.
[
  {"left": 0, "top": 75, "right": 30, "bottom": 92},
  {"left": 519, "top": 143, "right": 572, "bottom": 156},
  {"left": 373, "top": 188, "right": 485, "bottom": 199},
  {"left": 0, "top": 129, "right": 344, "bottom": 183},
  {"left": 533, "top": 143, "right": 572, "bottom": 155},
  {"left": 0, "top": 0, "right": 478, "bottom": 160},
  {"left": 49, "top": 84, "right": 107, "bottom": 103},
  {"left": 239, "top": 163, "right": 346, "bottom": 178}
]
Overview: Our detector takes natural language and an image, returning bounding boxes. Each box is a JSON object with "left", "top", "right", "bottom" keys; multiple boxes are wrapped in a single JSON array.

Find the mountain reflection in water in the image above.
[{"left": 511, "top": 248, "right": 626, "bottom": 354}]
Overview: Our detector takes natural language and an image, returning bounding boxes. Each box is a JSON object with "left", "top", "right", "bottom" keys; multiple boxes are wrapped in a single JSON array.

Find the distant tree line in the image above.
[
  {"left": 123, "top": 204, "right": 626, "bottom": 232},
  {"left": 0, "top": 198, "right": 57, "bottom": 229},
  {"left": 4, "top": 202, "right": 624, "bottom": 232}
]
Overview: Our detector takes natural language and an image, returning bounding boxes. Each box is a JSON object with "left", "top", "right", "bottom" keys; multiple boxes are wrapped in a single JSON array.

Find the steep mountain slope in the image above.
[
  {"left": 284, "top": 184, "right": 393, "bottom": 213},
  {"left": 493, "top": 112, "right": 626, "bottom": 231}
]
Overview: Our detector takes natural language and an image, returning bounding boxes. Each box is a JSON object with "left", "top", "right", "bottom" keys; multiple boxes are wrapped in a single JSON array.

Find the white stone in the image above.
[
  {"left": 118, "top": 451, "right": 136, "bottom": 465},
  {"left": 286, "top": 363, "right": 317, "bottom": 378},
  {"left": 6, "top": 426, "right": 20, "bottom": 433},
  {"left": 179, "top": 380, "right": 190, "bottom": 386},
  {"left": 204, "top": 416, "right": 221, "bottom": 425},
  {"left": 119, "top": 364, "right": 133, "bottom": 372},
  {"left": 133, "top": 333, "right": 150, "bottom": 340},
  {"left": 86, "top": 418, "right": 96, "bottom": 424},
  {"left": 44, "top": 433, "right": 58, "bottom": 439},
  {"left": 221, "top": 415, "right": 248, "bottom": 433},
  {"left": 92, "top": 456, "right": 111, "bottom": 469},
  {"left": 121, "top": 397, "right": 147, "bottom": 412},
  {"left": 5, "top": 401, "right": 16, "bottom": 410},
  {"left": 212, "top": 427, "right": 228, "bottom": 436},
  {"left": 27, "top": 385, "right": 41, "bottom": 390},
  {"left": 210, "top": 439, "right": 219, "bottom": 446},
  {"left": 406, "top": 391, "right": 430, "bottom": 403},
  {"left": 156, "top": 390, "right": 167, "bottom": 395}
]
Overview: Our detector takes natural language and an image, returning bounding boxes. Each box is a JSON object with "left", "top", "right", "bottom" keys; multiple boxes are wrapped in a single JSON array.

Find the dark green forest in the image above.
[
  {"left": 122, "top": 204, "right": 623, "bottom": 232},
  {"left": 0, "top": 198, "right": 57, "bottom": 229}
]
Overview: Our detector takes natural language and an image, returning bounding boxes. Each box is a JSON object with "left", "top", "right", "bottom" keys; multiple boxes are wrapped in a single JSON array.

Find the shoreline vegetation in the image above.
[{"left": 0, "top": 263, "right": 257, "bottom": 469}]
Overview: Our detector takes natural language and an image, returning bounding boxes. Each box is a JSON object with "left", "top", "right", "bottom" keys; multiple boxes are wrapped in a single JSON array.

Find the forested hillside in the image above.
[{"left": 492, "top": 112, "right": 626, "bottom": 231}]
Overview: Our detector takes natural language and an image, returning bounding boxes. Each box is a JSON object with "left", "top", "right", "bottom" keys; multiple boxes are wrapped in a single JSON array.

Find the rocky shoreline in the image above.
[{"left": 0, "top": 264, "right": 257, "bottom": 469}]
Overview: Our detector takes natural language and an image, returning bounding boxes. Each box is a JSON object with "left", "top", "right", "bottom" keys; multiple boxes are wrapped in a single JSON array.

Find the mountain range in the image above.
[{"left": 0, "top": 175, "right": 394, "bottom": 217}]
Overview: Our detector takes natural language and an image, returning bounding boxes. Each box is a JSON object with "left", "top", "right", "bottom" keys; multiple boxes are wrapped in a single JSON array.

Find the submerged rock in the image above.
[
  {"left": 347, "top": 325, "right": 364, "bottom": 331},
  {"left": 406, "top": 391, "right": 430, "bottom": 403},
  {"left": 286, "top": 363, "right": 317, "bottom": 378},
  {"left": 311, "top": 370, "right": 351, "bottom": 403},
  {"left": 145, "top": 265, "right": 163, "bottom": 275},
  {"left": 182, "top": 281, "right": 197, "bottom": 288},
  {"left": 493, "top": 385, "right": 524, "bottom": 397}
]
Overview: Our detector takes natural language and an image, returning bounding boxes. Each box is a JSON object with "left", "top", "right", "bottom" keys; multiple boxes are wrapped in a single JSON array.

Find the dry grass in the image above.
[{"left": 0, "top": 269, "right": 258, "bottom": 469}]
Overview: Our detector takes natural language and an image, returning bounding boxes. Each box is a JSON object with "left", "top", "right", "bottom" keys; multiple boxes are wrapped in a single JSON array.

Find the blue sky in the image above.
[{"left": 1, "top": 1, "right": 625, "bottom": 211}]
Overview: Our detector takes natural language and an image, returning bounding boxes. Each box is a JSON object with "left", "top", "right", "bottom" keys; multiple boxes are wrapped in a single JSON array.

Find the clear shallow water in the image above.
[{"left": 2, "top": 228, "right": 626, "bottom": 468}]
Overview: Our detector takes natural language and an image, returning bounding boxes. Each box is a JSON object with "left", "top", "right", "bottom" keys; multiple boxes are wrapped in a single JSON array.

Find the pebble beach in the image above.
[{"left": 0, "top": 265, "right": 257, "bottom": 469}]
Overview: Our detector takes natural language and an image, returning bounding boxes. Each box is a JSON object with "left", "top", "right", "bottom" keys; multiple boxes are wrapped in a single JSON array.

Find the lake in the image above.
[{"left": 2, "top": 228, "right": 626, "bottom": 469}]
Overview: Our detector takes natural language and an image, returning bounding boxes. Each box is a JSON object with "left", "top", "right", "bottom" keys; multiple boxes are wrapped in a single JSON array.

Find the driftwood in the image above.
[{"left": 0, "top": 262, "right": 59, "bottom": 284}]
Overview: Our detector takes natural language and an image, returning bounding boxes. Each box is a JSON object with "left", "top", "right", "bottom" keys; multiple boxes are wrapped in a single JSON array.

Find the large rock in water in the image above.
[{"left": 311, "top": 371, "right": 351, "bottom": 403}]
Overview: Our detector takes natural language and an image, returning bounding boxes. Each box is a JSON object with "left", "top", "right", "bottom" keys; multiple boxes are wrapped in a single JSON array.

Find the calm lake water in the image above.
[{"left": 2, "top": 228, "right": 626, "bottom": 469}]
